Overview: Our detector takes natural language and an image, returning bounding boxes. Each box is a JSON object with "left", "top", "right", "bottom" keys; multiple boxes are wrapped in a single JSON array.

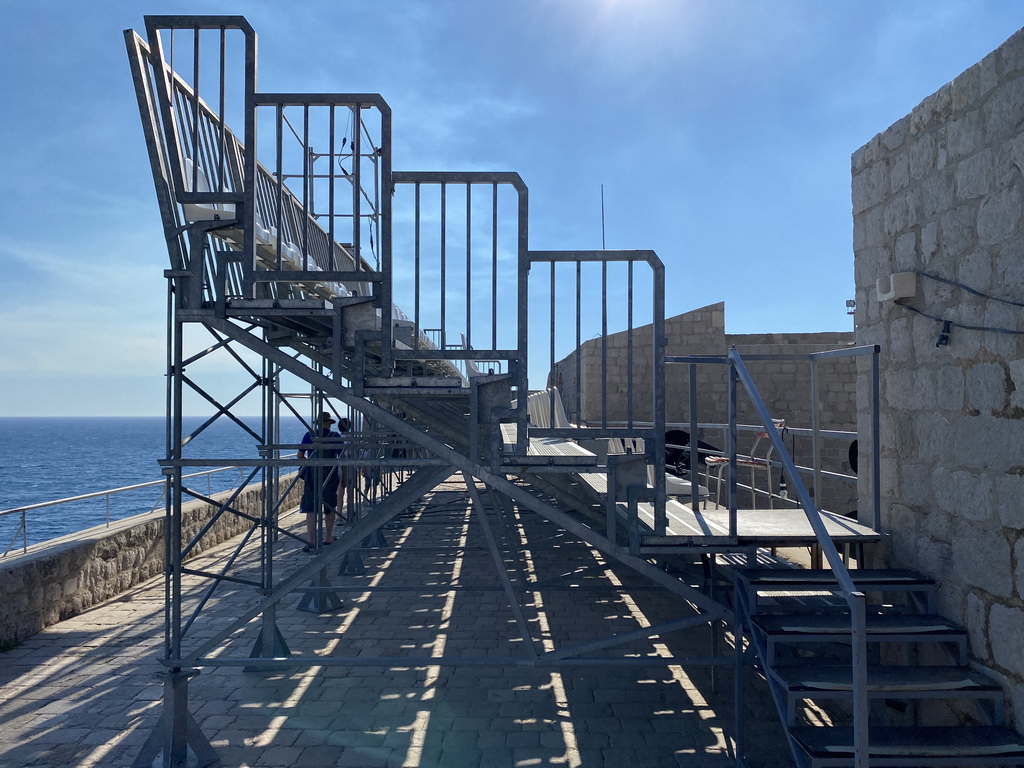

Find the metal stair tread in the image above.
[
  {"left": 738, "top": 568, "right": 934, "bottom": 588},
  {"left": 753, "top": 610, "right": 961, "bottom": 636},
  {"left": 769, "top": 664, "right": 1002, "bottom": 693},
  {"left": 790, "top": 725, "right": 1024, "bottom": 758}
]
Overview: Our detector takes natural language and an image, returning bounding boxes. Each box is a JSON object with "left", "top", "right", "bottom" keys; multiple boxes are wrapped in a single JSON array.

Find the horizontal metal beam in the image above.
[
  {"left": 191, "top": 654, "right": 732, "bottom": 668},
  {"left": 254, "top": 93, "right": 390, "bottom": 110},
  {"left": 144, "top": 14, "right": 255, "bottom": 33},
  {"left": 392, "top": 170, "right": 526, "bottom": 193},
  {"left": 158, "top": 458, "right": 448, "bottom": 468},
  {"left": 542, "top": 614, "right": 717, "bottom": 661},
  {"left": 528, "top": 249, "right": 659, "bottom": 265}
]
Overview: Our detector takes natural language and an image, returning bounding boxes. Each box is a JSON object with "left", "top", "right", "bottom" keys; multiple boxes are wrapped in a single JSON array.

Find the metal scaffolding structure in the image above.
[
  {"left": 123, "top": 15, "right": 707, "bottom": 767},
  {"left": 124, "top": 15, "right": 1022, "bottom": 768}
]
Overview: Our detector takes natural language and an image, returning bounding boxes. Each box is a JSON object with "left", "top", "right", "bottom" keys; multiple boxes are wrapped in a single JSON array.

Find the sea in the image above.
[{"left": 0, "top": 416, "right": 305, "bottom": 549}]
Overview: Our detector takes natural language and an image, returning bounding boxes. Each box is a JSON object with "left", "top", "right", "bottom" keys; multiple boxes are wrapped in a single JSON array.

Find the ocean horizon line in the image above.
[{"left": 0, "top": 414, "right": 300, "bottom": 420}]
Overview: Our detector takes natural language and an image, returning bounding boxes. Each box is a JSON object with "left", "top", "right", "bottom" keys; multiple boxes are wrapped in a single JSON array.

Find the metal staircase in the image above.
[
  {"left": 123, "top": 14, "right": 1024, "bottom": 768},
  {"left": 735, "top": 567, "right": 1024, "bottom": 766}
]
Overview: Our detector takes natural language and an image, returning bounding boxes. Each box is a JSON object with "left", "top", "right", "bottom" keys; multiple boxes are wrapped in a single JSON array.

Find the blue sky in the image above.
[{"left": 1, "top": 1, "right": 1022, "bottom": 416}]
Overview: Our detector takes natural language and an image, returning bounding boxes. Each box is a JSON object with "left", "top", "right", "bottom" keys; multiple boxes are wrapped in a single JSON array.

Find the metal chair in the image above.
[{"left": 705, "top": 422, "right": 781, "bottom": 509}]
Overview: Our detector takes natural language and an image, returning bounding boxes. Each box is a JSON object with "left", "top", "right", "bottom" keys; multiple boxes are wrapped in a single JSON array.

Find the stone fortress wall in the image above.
[
  {"left": 549, "top": 302, "right": 859, "bottom": 514},
  {"left": 853, "top": 27, "right": 1024, "bottom": 727},
  {"left": 0, "top": 477, "right": 301, "bottom": 645}
]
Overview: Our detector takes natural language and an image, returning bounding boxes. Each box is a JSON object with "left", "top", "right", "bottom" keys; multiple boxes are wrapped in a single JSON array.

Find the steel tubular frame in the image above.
[{"left": 125, "top": 15, "right": 741, "bottom": 767}]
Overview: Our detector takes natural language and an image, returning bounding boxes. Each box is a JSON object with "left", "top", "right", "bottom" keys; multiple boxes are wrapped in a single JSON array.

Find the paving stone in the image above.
[{"left": 0, "top": 483, "right": 800, "bottom": 768}]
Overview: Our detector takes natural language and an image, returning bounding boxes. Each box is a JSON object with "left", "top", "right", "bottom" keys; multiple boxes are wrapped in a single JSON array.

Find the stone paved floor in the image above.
[{"left": 0, "top": 479, "right": 796, "bottom": 767}]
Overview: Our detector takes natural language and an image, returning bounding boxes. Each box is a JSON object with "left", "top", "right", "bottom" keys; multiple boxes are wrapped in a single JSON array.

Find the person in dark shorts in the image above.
[{"left": 298, "top": 412, "right": 345, "bottom": 551}]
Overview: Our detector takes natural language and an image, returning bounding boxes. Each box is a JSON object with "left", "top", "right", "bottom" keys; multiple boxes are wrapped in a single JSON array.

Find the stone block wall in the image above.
[
  {"left": 853, "top": 26, "right": 1024, "bottom": 727},
  {"left": 0, "top": 476, "right": 301, "bottom": 645},
  {"left": 548, "top": 303, "right": 858, "bottom": 512}
]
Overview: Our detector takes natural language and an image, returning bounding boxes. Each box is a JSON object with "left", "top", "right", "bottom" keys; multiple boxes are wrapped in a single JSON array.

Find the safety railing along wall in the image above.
[
  {"left": 668, "top": 421, "right": 859, "bottom": 518},
  {"left": 0, "top": 466, "right": 251, "bottom": 556},
  {"left": 667, "top": 345, "right": 881, "bottom": 532}
]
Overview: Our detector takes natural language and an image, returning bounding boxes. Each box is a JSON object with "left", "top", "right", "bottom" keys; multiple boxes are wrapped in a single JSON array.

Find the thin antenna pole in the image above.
[{"left": 600, "top": 184, "right": 606, "bottom": 250}]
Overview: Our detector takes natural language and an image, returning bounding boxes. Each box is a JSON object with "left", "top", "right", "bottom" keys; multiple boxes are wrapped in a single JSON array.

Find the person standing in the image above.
[
  {"left": 335, "top": 417, "right": 352, "bottom": 523},
  {"left": 298, "top": 411, "right": 344, "bottom": 551}
]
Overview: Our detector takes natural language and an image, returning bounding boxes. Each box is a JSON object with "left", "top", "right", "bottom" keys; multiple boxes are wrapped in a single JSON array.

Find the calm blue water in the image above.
[{"left": 0, "top": 416, "right": 303, "bottom": 548}]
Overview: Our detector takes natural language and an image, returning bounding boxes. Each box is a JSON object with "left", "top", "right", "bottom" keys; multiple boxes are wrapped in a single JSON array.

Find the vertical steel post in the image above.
[
  {"left": 242, "top": 20, "right": 258, "bottom": 297},
  {"left": 601, "top": 261, "right": 608, "bottom": 427},
  {"left": 301, "top": 104, "right": 310, "bottom": 269},
  {"left": 466, "top": 182, "right": 472, "bottom": 349},
  {"left": 217, "top": 28, "right": 226, "bottom": 195},
  {"left": 515, "top": 184, "right": 529, "bottom": 452},
  {"left": 163, "top": 278, "right": 174, "bottom": 660},
  {"left": 352, "top": 105, "right": 361, "bottom": 265},
  {"left": 549, "top": 260, "right": 556, "bottom": 422},
  {"left": 689, "top": 364, "right": 700, "bottom": 511},
  {"left": 274, "top": 105, "right": 284, "bottom": 270},
  {"left": 727, "top": 362, "right": 738, "bottom": 537},
  {"left": 414, "top": 183, "right": 421, "bottom": 350},
  {"left": 328, "top": 105, "right": 336, "bottom": 266},
  {"left": 650, "top": 256, "right": 666, "bottom": 535},
  {"left": 170, "top": 304, "right": 185, "bottom": 665},
  {"left": 627, "top": 261, "right": 634, "bottom": 429},
  {"left": 810, "top": 357, "right": 822, "bottom": 505},
  {"left": 491, "top": 183, "right": 498, "bottom": 351},
  {"left": 575, "top": 262, "right": 582, "bottom": 424},
  {"left": 379, "top": 101, "right": 394, "bottom": 372},
  {"left": 851, "top": 591, "right": 870, "bottom": 768},
  {"left": 440, "top": 183, "right": 447, "bottom": 350},
  {"left": 871, "top": 346, "right": 881, "bottom": 532}
]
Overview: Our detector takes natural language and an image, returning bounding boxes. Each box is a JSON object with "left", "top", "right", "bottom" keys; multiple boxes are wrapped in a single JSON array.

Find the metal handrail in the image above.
[
  {"left": 667, "top": 344, "right": 882, "bottom": 530},
  {"left": 727, "top": 348, "right": 870, "bottom": 768},
  {"left": 0, "top": 466, "right": 249, "bottom": 558}
]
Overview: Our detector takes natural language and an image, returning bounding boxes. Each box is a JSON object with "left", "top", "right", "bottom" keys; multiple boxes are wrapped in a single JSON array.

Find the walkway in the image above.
[{"left": 0, "top": 479, "right": 794, "bottom": 767}]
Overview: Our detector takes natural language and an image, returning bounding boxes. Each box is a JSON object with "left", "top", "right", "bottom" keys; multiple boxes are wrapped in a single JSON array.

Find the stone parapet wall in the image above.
[
  {"left": 853, "top": 27, "right": 1024, "bottom": 727},
  {"left": 0, "top": 476, "right": 301, "bottom": 645}
]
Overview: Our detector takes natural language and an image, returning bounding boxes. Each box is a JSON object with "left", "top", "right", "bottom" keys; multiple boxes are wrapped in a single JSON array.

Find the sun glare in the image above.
[{"left": 552, "top": 0, "right": 705, "bottom": 74}]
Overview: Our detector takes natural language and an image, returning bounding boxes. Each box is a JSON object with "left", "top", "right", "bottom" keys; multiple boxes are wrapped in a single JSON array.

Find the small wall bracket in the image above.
[{"left": 876, "top": 272, "right": 917, "bottom": 301}]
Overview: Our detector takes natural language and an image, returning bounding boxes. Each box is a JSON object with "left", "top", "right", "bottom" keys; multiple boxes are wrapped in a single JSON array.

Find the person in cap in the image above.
[{"left": 298, "top": 411, "right": 346, "bottom": 551}]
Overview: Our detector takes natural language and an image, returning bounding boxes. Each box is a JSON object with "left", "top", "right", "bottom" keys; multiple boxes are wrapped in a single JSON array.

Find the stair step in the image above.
[
  {"left": 737, "top": 568, "right": 938, "bottom": 614},
  {"left": 769, "top": 664, "right": 1002, "bottom": 696},
  {"left": 753, "top": 610, "right": 962, "bottom": 640},
  {"left": 739, "top": 568, "right": 934, "bottom": 589},
  {"left": 790, "top": 725, "right": 1024, "bottom": 765}
]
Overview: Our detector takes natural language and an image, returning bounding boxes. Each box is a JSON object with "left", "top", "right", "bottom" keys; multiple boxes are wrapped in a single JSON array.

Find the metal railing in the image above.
[
  {"left": 676, "top": 422, "right": 859, "bottom": 514},
  {"left": 615, "top": 419, "right": 859, "bottom": 507},
  {"left": 390, "top": 171, "right": 527, "bottom": 392},
  {"left": 668, "top": 345, "right": 881, "bottom": 532},
  {"left": 670, "top": 347, "right": 874, "bottom": 767},
  {"left": 731, "top": 349, "right": 870, "bottom": 768},
  {"left": 0, "top": 466, "right": 248, "bottom": 557}
]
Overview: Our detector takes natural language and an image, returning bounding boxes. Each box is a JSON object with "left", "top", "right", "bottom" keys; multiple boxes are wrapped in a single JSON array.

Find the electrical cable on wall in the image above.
[
  {"left": 912, "top": 269, "right": 1024, "bottom": 308},
  {"left": 895, "top": 270, "right": 1024, "bottom": 346}
]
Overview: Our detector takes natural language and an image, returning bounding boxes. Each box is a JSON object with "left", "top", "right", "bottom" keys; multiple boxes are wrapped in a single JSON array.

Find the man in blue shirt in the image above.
[{"left": 298, "top": 411, "right": 346, "bottom": 551}]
